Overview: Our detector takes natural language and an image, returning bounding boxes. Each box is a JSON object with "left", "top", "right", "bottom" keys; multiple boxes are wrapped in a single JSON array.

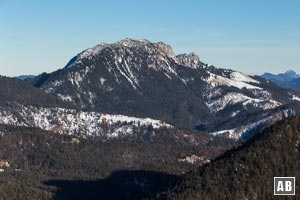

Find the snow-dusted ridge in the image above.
[
  {"left": 205, "top": 71, "right": 262, "bottom": 90},
  {"left": 230, "top": 71, "right": 259, "bottom": 84},
  {"left": 210, "top": 109, "right": 296, "bottom": 141},
  {"left": 0, "top": 104, "right": 173, "bottom": 138},
  {"left": 206, "top": 92, "right": 281, "bottom": 113},
  {"left": 203, "top": 70, "right": 282, "bottom": 113}
]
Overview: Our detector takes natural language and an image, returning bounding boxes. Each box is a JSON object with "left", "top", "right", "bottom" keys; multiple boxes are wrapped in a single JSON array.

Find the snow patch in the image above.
[
  {"left": 292, "top": 95, "right": 300, "bottom": 101},
  {"left": 231, "top": 111, "right": 240, "bottom": 117},
  {"left": 57, "top": 94, "right": 73, "bottom": 102},
  {"left": 100, "top": 77, "right": 106, "bottom": 85}
]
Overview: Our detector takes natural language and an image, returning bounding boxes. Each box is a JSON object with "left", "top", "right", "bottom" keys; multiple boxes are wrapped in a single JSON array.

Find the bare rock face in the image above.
[{"left": 176, "top": 52, "right": 201, "bottom": 69}]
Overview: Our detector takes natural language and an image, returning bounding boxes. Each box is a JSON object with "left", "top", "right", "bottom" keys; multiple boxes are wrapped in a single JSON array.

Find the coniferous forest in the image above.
[{"left": 1, "top": 117, "right": 300, "bottom": 199}]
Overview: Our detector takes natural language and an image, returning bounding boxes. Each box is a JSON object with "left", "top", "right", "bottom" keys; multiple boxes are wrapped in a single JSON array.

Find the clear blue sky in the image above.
[{"left": 0, "top": 0, "right": 299, "bottom": 76}]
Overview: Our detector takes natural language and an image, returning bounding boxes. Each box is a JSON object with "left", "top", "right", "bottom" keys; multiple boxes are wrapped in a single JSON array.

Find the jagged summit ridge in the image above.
[
  {"left": 176, "top": 52, "right": 201, "bottom": 69},
  {"left": 66, "top": 38, "right": 202, "bottom": 70}
]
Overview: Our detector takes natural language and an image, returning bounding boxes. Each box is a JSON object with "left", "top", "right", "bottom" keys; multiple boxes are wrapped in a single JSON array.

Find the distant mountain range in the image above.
[
  {"left": 15, "top": 75, "right": 35, "bottom": 80},
  {"left": 260, "top": 70, "right": 300, "bottom": 90}
]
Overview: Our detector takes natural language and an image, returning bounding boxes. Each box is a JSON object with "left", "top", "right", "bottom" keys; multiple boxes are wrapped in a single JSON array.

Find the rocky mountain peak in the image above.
[
  {"left": 176, "top": 52, "right": 201, "bottom": 69},
  {"left": 116, "top": 38, "right": 177, "bottom": 60},
  {"left": 285, "top": 70, "right": 298, "bottom": 78},
  {"left": 66, "top": 38, "right": 200, "bottom": 70},
  {"left": 116, "top": 38, "right": 150, "bottom": 48},
  {"left": 154, "top": 41, "right": 177, "bottom": 60}
]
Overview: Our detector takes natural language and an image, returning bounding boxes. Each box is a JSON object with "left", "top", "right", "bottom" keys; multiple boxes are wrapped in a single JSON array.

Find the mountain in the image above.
[
  {"left": 15, "top": 75, "right": 35, "bottom": 80},
  {"left": 261, "top": 70, "right": 300, "bottom": 90},
  {"left": 292, "top": 78, "right": 300, "bottom": 90},
  {"left": 0, "top": 76, "right": 173, "bottom": 139},
  {"left": 158, "top": 116, "right": 300, "bottom": 199},
  {"left": 30, "top": 38, "right": 300, "bottom": 138},
  {"left": 210, "top": 108, "right": 295, "bottom": 142},
  {"left": 0, "top": 38, "right": 299, "bottom": 142},
  {"left": 1, "top": 38, "right": 300, "bottom": 199},
  {"left": 261, "top": 70, "right": 299, "bottom": 81},
  {"left": 0, "top": 103, "right": 172, "bottom": 139},
  {"left": 31, "top": 38, "right": 212, "bottom": 129}
]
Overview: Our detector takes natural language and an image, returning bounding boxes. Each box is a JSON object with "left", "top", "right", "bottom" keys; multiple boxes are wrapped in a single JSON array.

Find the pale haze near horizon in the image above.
[{"left": 0, "top": 0, "right": 299, "bottom": 77}]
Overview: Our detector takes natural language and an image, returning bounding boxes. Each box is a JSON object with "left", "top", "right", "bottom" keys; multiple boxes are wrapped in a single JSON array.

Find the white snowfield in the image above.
[
  {"left": 206, "top": 92, "right": 281, "bottom": 112},
  {"left": 205, "top": 71, "right": 262, "bottom": 90},
  {"left": 210, "top": 109, "right": 295, "bottom": 141},
  {"left": 292, "top": 95, "right": 300, "bottom": 101},
  {"left": 203, "top": 70, "right": 282, "bottom": 113},
  {"left": 230, "top": 71, "right": 259, "bottom": 84},
  {"left": 0, "top": 104, "right": 173, "bottom": 138}
]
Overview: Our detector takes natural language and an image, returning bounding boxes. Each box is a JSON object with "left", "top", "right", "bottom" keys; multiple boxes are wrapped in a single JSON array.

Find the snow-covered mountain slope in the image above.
[
  {"left": 0, "top": 104, "right": 172, "bottom": 138},
  {"left": 204, "top": 71, "right": 261, "bottom": 90},
  {"left": 31, "top": 38, "right": 300, "bottom": 131},
  {"left": 206, "top": 92, "right": 281, "bottom": 113},
  {"left": 210, "top": 109, "right": 295, "bottom": 142}
]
